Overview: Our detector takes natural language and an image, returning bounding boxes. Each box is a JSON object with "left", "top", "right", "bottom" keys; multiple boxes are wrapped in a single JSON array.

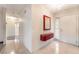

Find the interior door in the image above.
[{"left": 54, "top": 18, "right": 60, "bottom": 40}]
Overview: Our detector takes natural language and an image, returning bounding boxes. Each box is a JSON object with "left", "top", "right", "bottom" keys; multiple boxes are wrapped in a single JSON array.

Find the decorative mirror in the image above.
[{"left": 43, "top": 15, "right": 51, "bottom": 30}]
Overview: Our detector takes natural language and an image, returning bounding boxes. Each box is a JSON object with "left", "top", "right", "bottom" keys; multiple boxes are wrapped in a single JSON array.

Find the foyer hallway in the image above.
[{"left": 0, "top": 4, "right": 79, "bottom": 54}]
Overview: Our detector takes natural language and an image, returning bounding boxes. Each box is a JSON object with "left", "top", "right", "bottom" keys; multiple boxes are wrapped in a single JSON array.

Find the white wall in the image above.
[
  {"left": 32, "top": 4, "right": 54, "bottom": 52},
  {"left": 55, "top": 6, "right": 79, "bottom": 46},
  {"left": 19, "top": 4, "right": 54, "bottom": 52},
  {"left": 20, "top": 5, "right": 32, "bottom": 52},
  {"left": 0, "top": 7, "right": 6, "bottom": 44},
  {"left": 19, "top": 22, "right": 24, "bottom": 44}
]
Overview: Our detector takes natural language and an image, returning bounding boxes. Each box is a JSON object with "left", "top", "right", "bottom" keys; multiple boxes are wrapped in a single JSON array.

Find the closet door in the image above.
[{"left": 60, "top": 15, "right": 77, "bottom": 45}]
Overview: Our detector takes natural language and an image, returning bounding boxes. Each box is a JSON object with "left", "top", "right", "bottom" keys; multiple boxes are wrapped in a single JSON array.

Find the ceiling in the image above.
[
  {"left": 0, "top": 4, "right": 28, "bottom": 18},
  {"left": 6, "top": 4, "right": 28, "bottom": 18},
  {"left": 48, "top": 4, "right": 79, "bottom": 14},
  {"left": 0, "top": 4, "right": 79, "bottom": 18}
]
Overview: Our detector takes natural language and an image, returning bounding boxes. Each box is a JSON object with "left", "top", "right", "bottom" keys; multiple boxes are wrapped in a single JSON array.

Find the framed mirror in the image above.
[{"left": 43, "top": 15, "right": 51, "bottom": 30}]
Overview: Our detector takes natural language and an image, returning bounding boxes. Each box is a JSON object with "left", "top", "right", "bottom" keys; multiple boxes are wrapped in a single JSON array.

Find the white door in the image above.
[{"left": 54, "top": 18, "right": 60, "bottom": 40}]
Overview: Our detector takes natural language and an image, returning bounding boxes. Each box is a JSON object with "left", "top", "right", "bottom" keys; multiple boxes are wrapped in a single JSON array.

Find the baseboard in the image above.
[
  {"left": 55, "top": 39, "right": 79, "bottom": 47},
  {"left": 7, "top": 35, "right": 15, "bottom": 40}
]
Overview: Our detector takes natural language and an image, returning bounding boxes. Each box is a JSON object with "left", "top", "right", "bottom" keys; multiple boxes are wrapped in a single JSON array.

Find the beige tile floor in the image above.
[
  {"left": 0, "top": 40, "right": 30, "bottom": 54},
  {"left": 0, "top": 39, "right": 79, "bottom": 54},
  {"left": 34, "top": 40, "right": 79, "bottom": 54}
]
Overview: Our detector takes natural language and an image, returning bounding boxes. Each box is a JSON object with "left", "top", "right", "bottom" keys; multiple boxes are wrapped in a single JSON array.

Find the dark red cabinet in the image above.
[{"left": 40, "top": 33, "right": 54, "bottom": 41}]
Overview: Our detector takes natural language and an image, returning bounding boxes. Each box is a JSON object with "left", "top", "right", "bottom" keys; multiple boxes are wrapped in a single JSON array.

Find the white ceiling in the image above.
[
  {"left": 0, "top": 4, "right": 79, "bottom": 18},
  {"left": 48, "top": 4, "right": 79, "bottom": 14},
  {"left": 5, "top": 4, "right": 28, "bottom": 18},
  {"left": 0, "top": 4, "right": 28, "bottom": 18}
]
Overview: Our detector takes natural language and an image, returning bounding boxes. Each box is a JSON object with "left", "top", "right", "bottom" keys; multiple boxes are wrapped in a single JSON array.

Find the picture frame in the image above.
[{"left": 43, "top": 15, "right": 51, "bottom": 30}]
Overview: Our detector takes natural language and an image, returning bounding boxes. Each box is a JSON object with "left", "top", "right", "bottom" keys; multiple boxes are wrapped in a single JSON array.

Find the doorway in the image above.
[
  {"left": 54, "top": 17, "right": 60, "bottom": 40},
  {"left": 6, "top": 16, "right": 20, "bottom": 43}
]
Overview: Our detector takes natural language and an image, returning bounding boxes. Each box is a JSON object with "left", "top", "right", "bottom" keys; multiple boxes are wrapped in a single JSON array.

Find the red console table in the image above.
[{"left": 40, "top": 33, "right": 54, "bottom": 41}]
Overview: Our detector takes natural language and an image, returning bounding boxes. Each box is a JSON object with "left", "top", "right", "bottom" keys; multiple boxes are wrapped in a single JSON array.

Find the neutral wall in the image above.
[
  {"left": 0, "top": 7, "right": 6, "bottom": 44},
  {"left": 19, "top": 4, "right": 54, "bottom": 52},
  {"left": 19, "top": 22, "right": 24, "bottom": 44},
  {"left": 20, "top": 5, "right": 32, "bottom": 52},
  {"left": 55, "top": 6, "right": 79, "bottom": 46},
  {"left": 32, "top": 4, "right": 54, "bottom": 52}
]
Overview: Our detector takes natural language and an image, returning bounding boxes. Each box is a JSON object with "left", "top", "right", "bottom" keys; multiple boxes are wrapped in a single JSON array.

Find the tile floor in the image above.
[
  {"left": 34, "top": 40, "right": 79, "bottom": 54},
  {"left": 0, "top": 40, "right": 30, "bottom": 54},
  {"left": 0, "top": 39, "right": 79, "bottom": 54}
]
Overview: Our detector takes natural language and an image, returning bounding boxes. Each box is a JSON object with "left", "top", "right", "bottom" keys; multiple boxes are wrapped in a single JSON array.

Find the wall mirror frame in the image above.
[{"left": 43, "top": 15, "right": 51, "bottom": 30}]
